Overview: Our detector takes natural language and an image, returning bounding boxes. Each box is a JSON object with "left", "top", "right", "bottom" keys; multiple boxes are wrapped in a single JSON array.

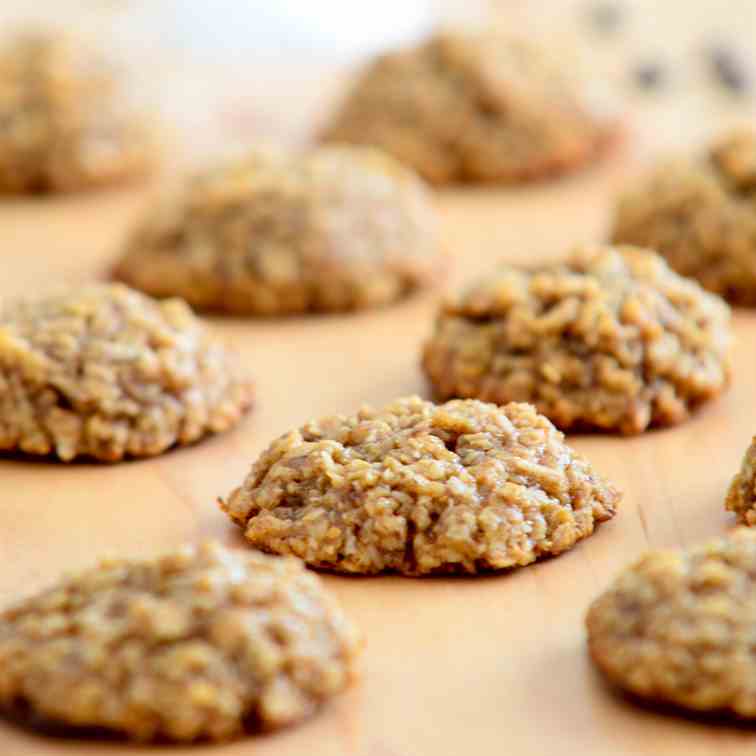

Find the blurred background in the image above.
[{"left": 3, "top": 0, "right": 756, "bottom": 162}]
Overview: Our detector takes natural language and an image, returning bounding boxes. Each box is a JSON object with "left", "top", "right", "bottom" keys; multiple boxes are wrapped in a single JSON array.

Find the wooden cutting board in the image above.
[{"left": 4, "top": 51, "right": 756, "bottom": 756}]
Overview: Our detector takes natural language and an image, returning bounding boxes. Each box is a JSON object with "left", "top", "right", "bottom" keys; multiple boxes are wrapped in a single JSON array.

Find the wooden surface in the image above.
[{"left": 5, "top": 29, "right": 756, "bottom": 756}]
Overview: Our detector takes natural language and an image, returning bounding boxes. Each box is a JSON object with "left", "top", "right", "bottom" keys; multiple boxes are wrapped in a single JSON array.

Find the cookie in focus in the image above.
[
  {"left": 221, "top": 396, "right": 620, "bottom": 575},
  {"left": 422, "top": 245, "right": 731, "bottom": 434},
  {"left": 0, "top": 284, "right": 253, "bottom": 461}
]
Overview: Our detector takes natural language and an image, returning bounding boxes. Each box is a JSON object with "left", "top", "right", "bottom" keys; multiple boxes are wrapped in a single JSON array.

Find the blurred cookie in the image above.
[
  {"left": 726, "top": 435, "right": 756, "bottom": 525},
  {"left": 114, "top": 146, "right": 440, "bottom": 314},
  {"left": 587, "top": 528, "right": 756, "bottom": 718},
  {"left": 0, "top": 542, "right": 361, "bottom": 741},
  {"left": 322, "top": 32, "right": 618, "bottom": 184},
  {"left": 0, "top": 30, "right": 156, "bottom": 193},
  {"left": 422, "top": 245, "right": 731, "bottom": 434},
  {"left": 0, "top": 284, "right": 253, "bottom": 461},
  {"left": 221, "top": 396, "right": 620, "bottom": 575},
  {"left": 613, "top": 129, "right": 756, "bottom": 305}
]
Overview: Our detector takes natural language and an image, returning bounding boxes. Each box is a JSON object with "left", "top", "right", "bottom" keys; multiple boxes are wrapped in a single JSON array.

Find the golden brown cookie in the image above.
[
  {"left": 113, "top": 146, "right": 440, "bottom": 314},
  {"left": 221, "top": 396, "right": 620, "bottom": 575},
  {"left": 0, "top": 542, "right": 361, "bottom": 742},
  {"left": 613, "top": 129, "right": 756, "bottom": 305},
  {"left": 422, "top": 245, "right": 731, "bottom": 434},
  {"left": 0, "top": 29, "right": 156, "bottom": 193},
  {"left": 725, "top": 436, "right": 756, "bottom": 525},
  {"left": 0, "top": 284, "right": 253, "bottom": 462},
  {"left": 587, "top": 528, "right": 756, "bottom": 718},
  {"left": 322, "top": 32, "right": 618, "bottom": 184}
]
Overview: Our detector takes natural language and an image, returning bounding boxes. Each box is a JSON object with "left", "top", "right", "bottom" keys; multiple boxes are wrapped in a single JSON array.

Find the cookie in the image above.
[
  {"left": 613, "top": 129, "right": 756, "bottom": 305},
  {"left": 0, "top": 542, "right": 361, "bottom": 741},
  {"left": 0, "top": 284, "right": 253, "bottom": 462},
  {"left": 221, "top": 396, "right": 620, "bottom": 575},
  {"left": 587, "top": 528, "right": 756, "bottom": 718},
  {"left": 725, "top": 436, "right": 756, "bottom": 525},
  {"left": 321, "top": 32, "right": 617, "bottom": 184},
  {"left": 422, "top": 245, "right": 731, "bottom": 435},
  {"left": 0, "top": 30, "right": 156, "bottom": 193},
  {"left": 113, "top": 146, "right": 440, "bottom": 314}
]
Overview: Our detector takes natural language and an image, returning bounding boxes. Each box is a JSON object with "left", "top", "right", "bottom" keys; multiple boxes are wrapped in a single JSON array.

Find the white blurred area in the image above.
[{"left": 0, "top": 0, "right": 489, "bottom": 157}]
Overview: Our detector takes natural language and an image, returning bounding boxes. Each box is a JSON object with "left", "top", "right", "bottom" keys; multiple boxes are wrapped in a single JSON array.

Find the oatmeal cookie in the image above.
[
  {"left": 725, "top": 436, "right": 756, "bottom": 525},
  {"left": 587, "top": 528, "right": 756, "bottom": 718},
  {"left": 113, "top": 146, "right": 440, "bottom": 314},
  {"left": 613, "top": 129, "right": 756, "bottom": 305},
  {"left": 0, "top": 542, "right": 361, "bottom": 741},
  {"left": 221, "top": 396, "right": 620, "bottom": 575},
  {"left": 422, "top": 245, "right": 731, "bottom": 435},
  {"left": 0, "top": 30, "right": 156, "bottom": 193},
  {"left": 0, "top": 284, "right": 253, "bottom": 462},
  {"left": 321, "top": 32, "right": 618, "bottom": 184}
]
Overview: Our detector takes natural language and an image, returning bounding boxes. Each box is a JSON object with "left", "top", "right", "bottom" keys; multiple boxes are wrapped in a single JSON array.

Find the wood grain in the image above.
[{"left": 4, "top": 43, "right": 756, "bottom": 756}]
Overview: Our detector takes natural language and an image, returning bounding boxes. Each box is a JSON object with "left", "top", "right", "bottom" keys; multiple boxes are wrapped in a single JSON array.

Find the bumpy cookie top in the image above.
[
  {"left": 422, "top": 246, "right": 731, "bottom": 434},
  {"left": 726, "top": 436, "right": 756, "bottom": 525},
  {"left": 0, "top": 284, "right": 252, "bottom": 461},
  {"left": 222, "top": 396, "right": 620, "bottom": 575},
  {"left": 0, "top": 29, "right": 155, "bottom": 192},
  {"left": 114, "top": 146, "right": 440, "bottom": 314},
  {"left": 0, "top": 542, "right": 361, "bottom": 741},
  {"left": 322, "top": 32, "right": 615, "bottom": 184},
  {"left": 587, "top": 528, "right": 756, "bottom": 717}
]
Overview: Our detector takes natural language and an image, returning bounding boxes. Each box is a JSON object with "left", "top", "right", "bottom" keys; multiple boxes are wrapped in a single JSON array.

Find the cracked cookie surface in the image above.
[
  {"left": 322, "top": 32, "right": 617, "bottom": 184},
  {"left": 221, "top": 396, "right": 620, "bottom": 575},
  {"left": 587, "top": 528, "right": 756, "bottom": 718},
  {"left": 0, "top": 542, "right": 361, "bottom": 742},
  {"left": 114, "top": 146, "right": 440, "bottom": 314},
  {"left": 0, "top": 30, "right": 155, "bottom": 193},
  {"left": 613, "top": 129, "right": 756, "bottom": 305},
  {"left": 422, "top": 245, "right": 731, "bottom": 434},
  {"left": 0, "top": 284, "right": 253, "bottom": 461}
]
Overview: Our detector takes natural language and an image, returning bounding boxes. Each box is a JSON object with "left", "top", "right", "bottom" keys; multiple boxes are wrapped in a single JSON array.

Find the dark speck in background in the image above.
[
  {"left": 708, "top": 44, "right": 751, "bottom": 95},
  {"left": 586, "top": 1, "right": 625, "bottom": 35},
  {"left": 633, "top": 61, "right": 666, "bottom": 91}
]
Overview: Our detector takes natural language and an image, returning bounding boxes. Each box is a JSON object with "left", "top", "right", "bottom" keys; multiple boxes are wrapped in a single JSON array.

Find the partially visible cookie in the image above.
[
  {"left": 587, "top": 528, "right": 756, "bottom": 718},
  {"left": 113, "top": 146, "right": 440, "bottom": 315},
  {"left": 613, "top": 129, "right": 756, "bottom": 305},
  {"left": 322, "top": 32, "right": 618, "bottom": 184},
  {"left": 0, "top": 542, "right": 361, "bottom": 742},
  {"left": 221, "top": 396, "right": 620, "bottom": 575},
  {"left": 0, "top": 30, "right": 156, "bottom": 193},
  {"left": 422, "top": 245, "right": 731, "bottom": 434},
  {"left": 725, "top": 436, "right": 756, "bottom": 525},
  {"left": 0, "top": 284, "right": 253, "bottom": 461}
]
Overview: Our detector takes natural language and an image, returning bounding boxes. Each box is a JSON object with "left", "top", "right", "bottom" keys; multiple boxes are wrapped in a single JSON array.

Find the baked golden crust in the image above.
[
  {"left": 221, "top": 396, "right": 620, "bottom": 575},
  {"left": 613, "top": 130, "right": 756, "bottom": 305},
  {"left": 0, "top": 542, "right": 361, "bottom": 741},
  {"left": 0, "top": 30, "right": 156, "bottom": 193},
  {"left": 587, "top": 528, "right": 756, "bottom": 718},
  {"left": 0, "top": 284, "right": 253, "bottom": 461},
  {"left": 725, "top": 436, "right": 756, "bottom": 525},
  {"left": 114, "top": 146, "right": 441, "bottom": 314},
  {"left": 422, "top": 245, "right": 731, "bottom": 434},
  {"left": 322, "top": 32, "right": 617, "bottom": 184}
]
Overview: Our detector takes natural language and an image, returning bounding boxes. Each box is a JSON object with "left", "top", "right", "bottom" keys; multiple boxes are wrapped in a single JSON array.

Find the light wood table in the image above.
[{"left": 3, "top": 27, "right": 756, "bottom": 756}]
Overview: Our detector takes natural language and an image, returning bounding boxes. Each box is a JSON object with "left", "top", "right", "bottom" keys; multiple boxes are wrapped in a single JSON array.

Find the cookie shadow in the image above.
[{"left": 0, "top": 699, "right": 313, "bottom": 749}]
